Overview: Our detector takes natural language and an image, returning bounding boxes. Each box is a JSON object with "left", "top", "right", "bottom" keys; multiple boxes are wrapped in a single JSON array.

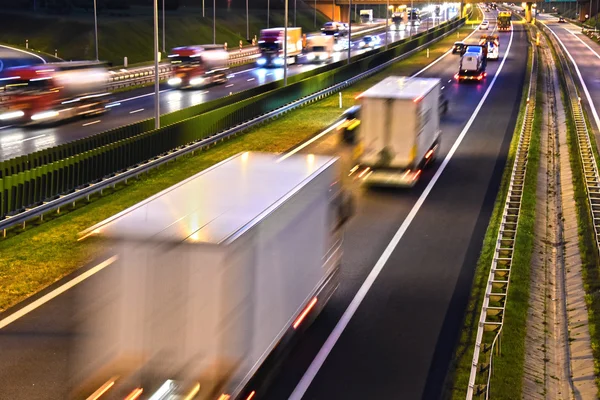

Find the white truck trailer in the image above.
[
  {"left": 304, "top": 35, "right": 335, "bottom": 63},
  {"left": 353, "top": 76, "right": 441, "bottom": 187},
  {"left": 72, "top": 152, "right": 352, "bottom": 400}
]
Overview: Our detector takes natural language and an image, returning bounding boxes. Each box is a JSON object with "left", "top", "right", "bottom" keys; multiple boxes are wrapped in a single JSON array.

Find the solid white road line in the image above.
[
  {"left": 289, "top": 23, "right": 515, "bottom": 400},
  {"left": 82, "top": 120, "right": 101, "bottom": 127},
  {"left": 0, "top": 256, "right": 118, "bottom": 330},
  {"left": 129, "top": 108, "right": 144, "bottom": 114},
  {"left": 542, "top": 21, "right": 600, "bottom": 134}
]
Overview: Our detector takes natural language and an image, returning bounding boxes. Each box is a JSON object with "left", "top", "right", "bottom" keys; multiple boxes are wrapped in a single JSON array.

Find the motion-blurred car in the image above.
[
  {"left": 558, "top": 17, "right": 566, "bottom": 23},
  {"left": 439, "top": 93, "right": 449, "bottom": 116},
  {"left": 452, "top": 41, "right": 466, "bottom": 54},
  {"left": 358, "top": 35, "right": 380, "bottom": 49},
  {"left": 480, "top": 20, "right": 490, "bottom": 30}
]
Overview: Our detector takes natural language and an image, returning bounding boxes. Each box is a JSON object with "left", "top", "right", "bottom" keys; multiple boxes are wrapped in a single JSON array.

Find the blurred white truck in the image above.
[
  {"left": 73, "top": 152, "right": 353, "bottom": 400},
  {"left": 304, "top": 35, "right": 335, "bottom": 63},
  {"left": 352, "top": 76, "right": 441, "bottom": 187}
]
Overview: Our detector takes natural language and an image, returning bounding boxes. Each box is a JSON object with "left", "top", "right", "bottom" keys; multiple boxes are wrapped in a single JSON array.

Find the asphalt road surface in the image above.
[
  {"left": 0, "top": 14, "right": 453, "bottom": 162},
  {"left": 0, "top": 9, "right": 531, "bottom": 400}
]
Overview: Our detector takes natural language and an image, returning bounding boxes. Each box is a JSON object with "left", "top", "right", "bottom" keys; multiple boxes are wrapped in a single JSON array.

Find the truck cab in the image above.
[
  {"left": 257, "top": 27, "right": 303, "bottom": 67},
  {"left": 167, "top": 45, "right": 229, "bottom": 89},
  {"left": 304, "top": 35, "right": 335, "bottom": 63}
]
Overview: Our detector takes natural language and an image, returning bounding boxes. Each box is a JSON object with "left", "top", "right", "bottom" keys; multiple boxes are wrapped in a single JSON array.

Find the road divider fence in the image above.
[{"left": 0, "top": 17, "right": 464, "bottom": 231}]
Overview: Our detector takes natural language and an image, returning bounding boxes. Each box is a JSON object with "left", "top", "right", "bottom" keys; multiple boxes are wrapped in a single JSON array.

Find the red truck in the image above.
[
  {"left": 167, "top": 45, "right": 229, "bottom": 89},
  {"left": 257, "top": 27, "right": 303, "bottom": 67},
  {"left": 0, "top": 62, "right": 110, "bottom": 125}
]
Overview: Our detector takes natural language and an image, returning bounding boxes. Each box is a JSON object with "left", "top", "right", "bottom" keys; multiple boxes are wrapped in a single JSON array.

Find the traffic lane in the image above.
[
  {"left": 262, "top": 27, "right": 519, "bottom": 400},
  {"left": 0, "top": 45, "right": 46, "bottom": 70},
  {"left": 0, "top": 20, "right": 443, "bottom": 161}
]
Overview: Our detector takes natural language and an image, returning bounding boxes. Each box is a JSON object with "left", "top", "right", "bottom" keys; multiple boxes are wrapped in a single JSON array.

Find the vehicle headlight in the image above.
[
  {"left": 257, "top": 58, "right": 267, "bottom": 66},
  {"left": 307, "top": 53, "right": 316, "bottom": 60},
  {"left": 359, "top": 41, "right": 365, "bottom": 47},
  {"left": 189, "top": 77, "right": 205, "bottom": 86},
  {"left": 0, "top": 110, "right": 24, "bottom": 121},
  {"left": 168, "top": 77, "right": 182, "bottom": 86},
  {"left": 274, "top": 57, "right": 285, "bottom": 66},
  {"left": 391, "top": 25, "right": 397, "bottom": 31},
  {"left": 31, "top": 110, "right": 59, "bottom": 121}
]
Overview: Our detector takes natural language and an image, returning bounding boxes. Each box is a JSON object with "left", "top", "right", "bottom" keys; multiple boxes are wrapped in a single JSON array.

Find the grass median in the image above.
[
  {"left": 0, "top": 19, "right": 480, "bottom": 313},
  {"left": 445, "top": 26, "right": 537, "bottom": 399}
]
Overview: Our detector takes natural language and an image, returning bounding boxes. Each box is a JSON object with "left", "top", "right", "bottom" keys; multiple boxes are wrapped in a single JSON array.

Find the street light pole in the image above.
[
  {"left": 284, "top": 0, "right": 288, "bottom": 85},
  {"left": 332, "top": 0, "right": 335, "bottom": 21},
  {"left": 153, "top": 0, "right": 160, "bottom": 130},
  {"left": 268, "top": 0, "right": 270, "bottom": 28},
  {"left": 385, "top": 0, "right": 389, "bottom": 49},
  {"left": 162, "top": 0, "right": 166, "bottom": 53},
  {"left": 348, "top": 0, "right": 352, "bottom": 64},
  {"left": 314, "top": 0, "right": 317, "bottom": 28},
  {"left": 213, "top": 0, "right": 216, "bottom": 44},
  {"left": 246, "top": 0, "right": 250, "bottom": 40},
  {"left": 94, "top": 0, "right": 98, "bottom": 61},
  {"left": 294, "top": 0, "right": 297, "bottom": 26}
]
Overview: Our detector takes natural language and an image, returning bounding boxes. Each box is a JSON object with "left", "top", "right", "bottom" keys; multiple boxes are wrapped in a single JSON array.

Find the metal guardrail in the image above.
[
  {"left": 0, "top": 20, "right": 463, "bottom": 236},
  {"left": 541, "top": 24, "right": 600, "bottom": 256},
  {"left": 465, "top": 22, "right": 537, "bottom": 400}
]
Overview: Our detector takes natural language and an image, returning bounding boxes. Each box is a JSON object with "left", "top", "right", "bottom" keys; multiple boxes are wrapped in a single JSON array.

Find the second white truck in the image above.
[{"left": 351, "top": 76, "right": 442, "bottom": 187}]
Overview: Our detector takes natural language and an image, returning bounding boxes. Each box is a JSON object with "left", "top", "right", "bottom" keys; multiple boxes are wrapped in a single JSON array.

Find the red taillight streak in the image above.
[
  {"left": 293, "top": 297, "right": 318, "bottom": 329},
  {"left": 413, "top": 170, "right": 422, "bottom": 181},
  {"left": 124, "top": 388, "right": 143, "bottom": 400}
]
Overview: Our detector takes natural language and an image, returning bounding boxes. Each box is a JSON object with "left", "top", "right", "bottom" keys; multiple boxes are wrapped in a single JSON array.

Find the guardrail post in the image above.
[
  {"left": 26, "top": 39, "right": 28, "bottom": 49},
  {"left": 427, "top": 48, "right": 430, "bottom": 58},
  {"left": 224, "top": 42, "right": 228, "bottom": 51},
  {"left": 124, "top": 56, "right": 128, "bottom": 67},
  {"left": 339, "top": 92, "right": 342, "bottom": 108},
  {"left": 55, "top": 49, "right": 57, "bottom": 57}
]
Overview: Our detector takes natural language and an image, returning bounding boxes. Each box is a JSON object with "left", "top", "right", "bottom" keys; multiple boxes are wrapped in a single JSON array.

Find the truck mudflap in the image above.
[{"left": 355, "top": 139, "right": 440, "bottom": 188}]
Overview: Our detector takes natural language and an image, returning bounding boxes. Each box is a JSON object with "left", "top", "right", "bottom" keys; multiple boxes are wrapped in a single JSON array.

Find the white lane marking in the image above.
[
  {"left": 542, "top": 22, "right": 600, "bottom": 134},
  {"left": 0, "top": 256, "right": 118, "bottom": 330},
  {"left": 82, "top": 120, "right": 101, "bottom": 127},
  {"left": 225, "top": 84, "right": 234, "bottom": 88},
  {"left": 129, "top": 108, "right": 144, "bottom": 114},
  {"left": 565, "top": 28, "right": 600, "bottom": 61},
  {"left": 289, "top": 23, "right": 515, "bottom": 400},
  {"left": 3, "top": 134, "right": 47, "bottom": 145},
  {"left": 0, "top": 125, "right": 14, "bottom": 131},
  {"left": 441, "top": 86, "right": 445, "bottom": 90},
  {"left": 0, "top": 44, "right": 46, "bottom": 64},
  {"left": 247, "top": 78, "right": 255, "bottom": 82},
  {"left": 115, "top": 89, "right": 171, "bottom": 105},
  {"left": 199, "top": 90, "right": 209, "bottom": 95}
]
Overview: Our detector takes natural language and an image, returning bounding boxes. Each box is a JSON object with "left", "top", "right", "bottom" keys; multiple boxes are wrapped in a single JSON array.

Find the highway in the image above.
[
  {"left": 0, "top": 9, "right": 532, "bottom": 400},
  {"left": 0, "top": 14, "right": 453, "bottom": 162},
  {"left": 537, "top": 13, "right": 600, "bottom": 144},
  {"left": 261, "top": 10, "right": 530, "bottom": 400}
]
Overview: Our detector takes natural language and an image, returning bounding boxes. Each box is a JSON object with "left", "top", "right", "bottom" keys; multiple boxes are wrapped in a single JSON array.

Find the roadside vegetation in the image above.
[
  {"left": 446, "top": 25, "right": 537, "bottom": 399},
  {"left": 0, "top": 18, "right": 481, "bottom": 313},
  {"left": 0, "top": 6, "right": 329, "bottom": 66}
]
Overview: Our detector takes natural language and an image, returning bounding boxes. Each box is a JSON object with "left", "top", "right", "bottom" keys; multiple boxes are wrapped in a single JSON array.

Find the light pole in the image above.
[
  {"left": 153, "top": 0, "right": 160, "bottom": 129},
  {"left": 94, "top": 0, "right": 98, "bottom": 61},
  {"left": 268, "top": 0, "right": 270, "bottom": 28},
  {"left": 284, "top": 0, "right": 288, "bottom": 85},
  {"left": 332, "top": 0, "right": 335, "bottom": 21},
  {"left": 314, "top": 0, "right": 317, "bottom": 27},
  {"left": 203, "top": 0, "right": 205, "bottom": 17},
  {"left": 348, "top": 0, "right": 352, "bottom": 64},
  {"left": 162, "top": 0, "right": 166, "bottom": 53},
  {"left": 294, "top": 0, "right": 297, "bottom": 26},
  {"left": 213, "top": 0, "right": 216, "bottom": 44},
  {"left": 385, "top": 0, "right": 389, "bottom": 49},
  {"left": 246, "top": 0, "right": 250, "bottom": 40}
]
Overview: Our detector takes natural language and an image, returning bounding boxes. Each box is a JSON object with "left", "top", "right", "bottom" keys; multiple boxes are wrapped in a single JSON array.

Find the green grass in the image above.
[
  {"left": 445, "top": 26, "right": 535, "bottom": 400},
  {"left": 546, "top": 26, "right": 600, "bottom": 389},
  {"left": 0, "top": 21, "right": 473, "bottom": 313},
  {"left": 0, "top": 7, "right": 330, "bottom": 66}
]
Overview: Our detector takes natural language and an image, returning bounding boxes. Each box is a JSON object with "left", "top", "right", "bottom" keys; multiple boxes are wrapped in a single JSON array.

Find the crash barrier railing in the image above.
[
  {"left": 0, "top": 17, "right": 464, "bottom": 227},
  {"left": 540, "top": 22, "right": 600, "bottom": 258},
  {"left": 465, "top": 25, "right": 536, "bottom": 400}
]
